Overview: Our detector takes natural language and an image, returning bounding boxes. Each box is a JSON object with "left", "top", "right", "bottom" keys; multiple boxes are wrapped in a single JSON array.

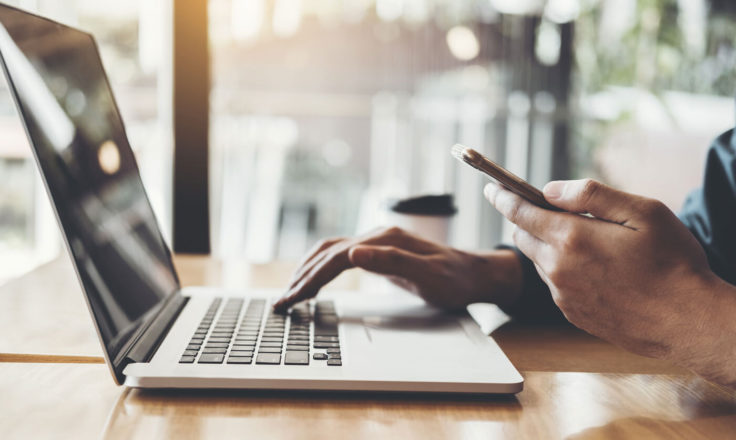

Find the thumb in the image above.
[
  {"left": 348, "top": 245, "right": 425, "bottom": 279},
  {"left": 543, "top": 179, "right": 643, "bottom": 225}
]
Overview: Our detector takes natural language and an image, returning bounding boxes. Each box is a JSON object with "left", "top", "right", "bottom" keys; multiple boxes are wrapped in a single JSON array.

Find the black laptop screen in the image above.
[{"left": 0, "top": 6, "right": 179, "bottom": 361}]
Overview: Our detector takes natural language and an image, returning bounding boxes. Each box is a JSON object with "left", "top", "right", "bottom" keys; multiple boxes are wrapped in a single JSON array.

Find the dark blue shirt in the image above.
[{"left": 500, "top": 129, "right": 736, "bottom": 321}]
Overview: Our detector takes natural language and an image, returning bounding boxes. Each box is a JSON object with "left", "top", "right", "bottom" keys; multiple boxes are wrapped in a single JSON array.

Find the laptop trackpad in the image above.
[{"left": 337, "top": 296, "right": 480, "bottom": 365}]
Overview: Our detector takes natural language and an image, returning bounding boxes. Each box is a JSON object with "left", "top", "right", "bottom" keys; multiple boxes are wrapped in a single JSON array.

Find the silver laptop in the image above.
[{"left": 0, "top": 4, "right": 523, "bottom": 394}]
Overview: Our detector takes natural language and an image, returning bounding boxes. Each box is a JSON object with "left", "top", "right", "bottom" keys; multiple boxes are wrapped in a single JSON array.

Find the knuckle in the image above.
[
  {"left": 578, "top": 178, "right": 601, "bottom": 204},
  {"left": 382, "top": 226, "right": 405, "bottom": 237},
  {"left": 316, "top": 237, "right": 341, "bottom": 249},
  {"left": 639, "top": 199, "right": 669, "bottom": 219},
  {"left": 505, "top": 196, "right": 524, "bottom": 224},
  {"left": 559, "top": 226, "right": 581, "bottom": 251}
]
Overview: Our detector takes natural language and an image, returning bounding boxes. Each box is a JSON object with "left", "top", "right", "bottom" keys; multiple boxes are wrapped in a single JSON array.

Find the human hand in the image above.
[
  {"left": 485, "top": 179, "right": 736, "bottom": 380},
  {"left": 273, "top": 226, "right": 523, "bottom": 312}
]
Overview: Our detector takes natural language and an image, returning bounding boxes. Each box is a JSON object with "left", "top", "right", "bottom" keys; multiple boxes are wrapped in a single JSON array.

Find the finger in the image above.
[
  {"left": 274, "top": 250, "right": 352, "bottom": 312},
  {"left": 511, "top": 227, "right": 548, "bottom": 263},
  {"left": 348, "top": 245, "right": 426, "bottom": 279},
  {"left": 484, "top": 183, "right": 567, "bottom": 243},
  {"left": 542, "top": 179, "right": 644, "bottom": 228},
  {"left": 362, "top": 227, "right": 438, "bottom": 255},
  {"left": 288, "top": 238, "right": 343, "bottom": 289}
]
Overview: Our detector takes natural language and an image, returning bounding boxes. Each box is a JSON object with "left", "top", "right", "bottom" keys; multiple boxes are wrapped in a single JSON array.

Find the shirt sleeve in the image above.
[
  {"left": 678, "top": 129, "right": 736, "bottom": 286},
  {"left": 494, "top": 244, "right": 566, "bottom": 322}
]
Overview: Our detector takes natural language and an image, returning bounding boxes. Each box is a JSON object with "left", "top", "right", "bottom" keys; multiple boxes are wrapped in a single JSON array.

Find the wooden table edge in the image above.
[{"left": 0, "top": 353, "right": 105, "bottom": 364}]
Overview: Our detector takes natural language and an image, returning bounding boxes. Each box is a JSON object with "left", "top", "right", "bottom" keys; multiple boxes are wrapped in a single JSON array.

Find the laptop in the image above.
[{"left": 0, "top": 4, "right": 523, "bottom": 394}]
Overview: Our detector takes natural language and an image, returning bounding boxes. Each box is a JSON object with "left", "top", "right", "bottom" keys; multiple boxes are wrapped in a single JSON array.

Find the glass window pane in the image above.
[
  {"left": 574, "top": 1, "right": 736, "bottom": 211},
  {"left": 209, "top": 0, "right": 509, "bottom": 260}
]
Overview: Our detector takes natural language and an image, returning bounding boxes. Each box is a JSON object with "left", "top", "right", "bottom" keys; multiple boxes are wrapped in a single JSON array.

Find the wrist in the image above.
[
  {"left": 463, "top": 249, "right": 523, "bottom": 307},
  {"left": 672, "top": 271, "right": 736, "bottom": 388}
]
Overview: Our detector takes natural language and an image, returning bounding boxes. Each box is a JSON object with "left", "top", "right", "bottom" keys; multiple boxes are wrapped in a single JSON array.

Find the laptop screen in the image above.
[{"left": 0, "top": 5, "right": 179, "bottom": 362}]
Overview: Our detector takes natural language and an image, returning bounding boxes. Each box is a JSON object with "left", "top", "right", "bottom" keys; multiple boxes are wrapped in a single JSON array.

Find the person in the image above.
[{"left": 274, "top": 128, "right": 736, "bottom": 389}]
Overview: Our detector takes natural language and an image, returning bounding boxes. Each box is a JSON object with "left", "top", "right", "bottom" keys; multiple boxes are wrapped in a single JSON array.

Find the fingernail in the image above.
[{"left": 543, "top": 181, "right": 566, "bottom": 200}]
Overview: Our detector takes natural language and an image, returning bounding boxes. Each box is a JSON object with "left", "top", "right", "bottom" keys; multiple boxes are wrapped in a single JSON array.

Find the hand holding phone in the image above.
[{"left": 451, "top": 144, "right": 562, "bottom": 211}]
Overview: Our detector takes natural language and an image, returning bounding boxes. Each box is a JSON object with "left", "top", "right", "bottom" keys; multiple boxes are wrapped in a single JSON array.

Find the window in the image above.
[{"left": 208, "top": 0, "right": 574, "bottom": 260}]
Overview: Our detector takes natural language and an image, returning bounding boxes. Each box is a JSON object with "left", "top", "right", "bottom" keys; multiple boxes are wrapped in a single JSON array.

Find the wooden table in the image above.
[{"left": 2, "top": 255, "right": 736, "bottom": 439}]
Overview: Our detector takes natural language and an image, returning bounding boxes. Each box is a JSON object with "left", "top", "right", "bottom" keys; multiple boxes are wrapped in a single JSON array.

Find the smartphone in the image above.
[{"left": 451, "top": 144, "right": 562, "bottom": 211}]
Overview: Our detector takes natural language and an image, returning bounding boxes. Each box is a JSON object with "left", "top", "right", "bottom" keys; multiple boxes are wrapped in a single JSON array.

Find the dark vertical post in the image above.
[
  {"left": 552, "top": 21, "right": 574, "bottom": 181},
  {"left": 172, "top": 0, "right": 210, "bottom": 254}
]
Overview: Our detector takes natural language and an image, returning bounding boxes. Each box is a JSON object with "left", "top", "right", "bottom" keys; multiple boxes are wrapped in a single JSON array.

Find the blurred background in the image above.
[{"left": 1, "top": 0, "right": 735, "bottom": 283}]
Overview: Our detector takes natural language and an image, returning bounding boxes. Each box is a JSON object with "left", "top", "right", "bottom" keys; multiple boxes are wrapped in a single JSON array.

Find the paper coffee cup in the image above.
[{"left": 384, "top": 195, "right": 457, "bottom": 244}]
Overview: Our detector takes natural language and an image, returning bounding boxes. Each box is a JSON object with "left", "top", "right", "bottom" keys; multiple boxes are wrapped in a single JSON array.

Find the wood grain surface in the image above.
[
  {"left": 1, "top": 363, "right": 735, "bottom": 440},
  {"left": 1, "top": 255, "right": 735, "bottom": 439}
]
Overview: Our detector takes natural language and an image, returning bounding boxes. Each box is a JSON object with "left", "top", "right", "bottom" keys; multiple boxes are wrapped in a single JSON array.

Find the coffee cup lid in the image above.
[{"left": 386, "top": 194, "right": 457, "bottom": 216}]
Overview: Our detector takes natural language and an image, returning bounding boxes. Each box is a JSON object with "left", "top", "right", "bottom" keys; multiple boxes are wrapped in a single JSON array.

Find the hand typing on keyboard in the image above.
[{"left": 273, "top": 226, "right": 525, "bottom": 312}]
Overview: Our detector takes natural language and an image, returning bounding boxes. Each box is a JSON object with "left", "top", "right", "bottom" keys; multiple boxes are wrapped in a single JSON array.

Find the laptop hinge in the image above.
[{"left": 124, "top": 292, "right": 187, "bottom": 364}]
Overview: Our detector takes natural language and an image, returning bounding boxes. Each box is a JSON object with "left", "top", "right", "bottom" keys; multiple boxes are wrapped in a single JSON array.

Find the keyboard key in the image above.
[
  {"left": 286, "top": 346, "right": 309, "bottom": 351},
  {"left": 258, "top": 347, "right": 282, "bottom": 353},
  {"left": 234, "top": 337, "right": 257, "bottom": 342},
  {"left": 183, "top": 350, "right": 199, "bottom": 356},
  {"left": 256, "top": 353, "right": 281, "bottom": 364},
  {"left": 233, "top": 340, "right": 256, "bottom": 346},
  {"left": 313, "top": 353, "right": 328, "bottom": 360},
  {"left": 230, "top": 350, "right": 254, "bottom": 357},
  {"left": 329, "top": 354, "right": 341, "bottom": 360},
  {"left": 287, "top": 340, "right": 309, "bottom": 346},
  {"left": 284, "top": 351, "right": 309, "bottom": 365},
  {"left": 327, "top": 348, "right": 341, "bottom": 354},
  {"left": 204, "top": 342, "right": 229, "bottom": 348},
  {"left": 314, "top": 336, "right": 339, "bottom": 342},
  {"left": 313, "top": 342, "right": 340, "bottom": 349},
  {"left": 202, "top": 347, "right": 227, "bottom": 354},
  {"left": 179, "top": 355, "right": 196, "bottom": 363},
  {"left": 186, "top": 344, "right": 201, "bottom": 351},
  {"left": 327, "top": 359, "right": 342, "bottom": 366},
  {"left": 208, "top": 337, "right": 232, "bottom": 343},
  {"left": 261, "top": 337, "right": 283, "bottom": 343},
  {"left": 227, "top": 356, "right": 253, "bottom": 364},
  {"left": 260, "top": 342, "right": 283, "bottom": 348},
  {"left": 198, "top": 354, "right": 225, "bottom": 364},
  {"left": 232, "top": 344, "right": 256, "bottom": 350}
]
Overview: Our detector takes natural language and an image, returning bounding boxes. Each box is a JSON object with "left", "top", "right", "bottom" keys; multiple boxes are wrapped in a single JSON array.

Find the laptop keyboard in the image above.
[{"left": 178, "top": 298, "right": 342, "bottom": 366}]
